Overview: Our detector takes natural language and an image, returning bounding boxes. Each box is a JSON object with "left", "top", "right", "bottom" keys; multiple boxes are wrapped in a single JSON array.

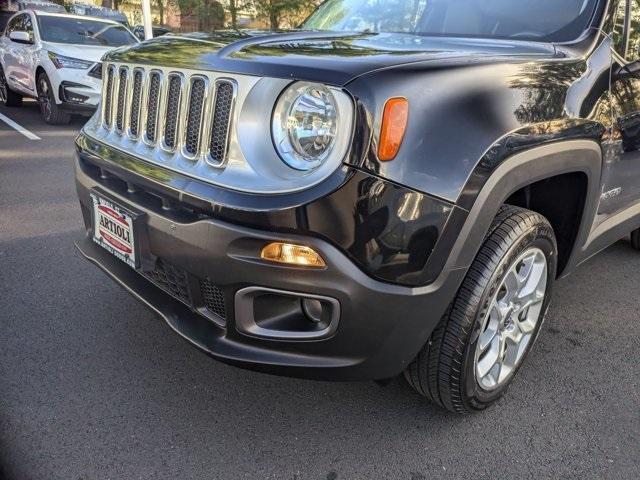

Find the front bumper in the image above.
[
  {"left": 74, "top": 147, "right": 466, "bottom": 381},
  {"left": 52, "top": 68, "right": 102, "bottom": 109}
]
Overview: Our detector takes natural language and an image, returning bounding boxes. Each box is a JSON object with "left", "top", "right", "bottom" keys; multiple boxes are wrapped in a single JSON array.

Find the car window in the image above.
[
  {"left": 613, "top": 0, "right": 629, "bottom": 57},
  {"left": 22, "top": 13, "right": 33, "bottom": 36},
  {"left": 5, "top": 14, "right": 25, "bottom": 36},
  {"left": 303, "top": 0, "right": 602, "bottom": 43},
  {"left": 36, "top": 16, "right": 137, "bottom": 46}
]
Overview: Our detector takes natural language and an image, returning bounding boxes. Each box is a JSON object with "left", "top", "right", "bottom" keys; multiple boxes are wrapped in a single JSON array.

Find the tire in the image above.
[
  {"left": 36, "top": 71, "right": 70, "bottom": 125},
  {"left": 405, "top": 205, "right": 558, "bottom": 414},
  {"left": 0, "top": 65, "right": 23, "bottom": 107},
  {"left": 631, "top": 229, "right": 640, "bottom": 250}
]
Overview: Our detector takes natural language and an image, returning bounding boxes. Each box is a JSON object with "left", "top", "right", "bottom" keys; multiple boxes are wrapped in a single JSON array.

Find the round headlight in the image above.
[{"left": 272, "top": 82, "right": 338, "bottom": 171}]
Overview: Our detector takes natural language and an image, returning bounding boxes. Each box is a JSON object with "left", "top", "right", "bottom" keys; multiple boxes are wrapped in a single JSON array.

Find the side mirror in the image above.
[
  {"left": 614, "top": 60, "right": 640, "bottom": 81},
  {"left": 9, "top": 31, "right": 32, "bottom": 44}
]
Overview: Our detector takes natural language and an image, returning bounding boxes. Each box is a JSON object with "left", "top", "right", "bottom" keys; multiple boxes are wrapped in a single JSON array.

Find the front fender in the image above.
[{"left": 425, "top": 140, "right": 602, "bottom": 285}]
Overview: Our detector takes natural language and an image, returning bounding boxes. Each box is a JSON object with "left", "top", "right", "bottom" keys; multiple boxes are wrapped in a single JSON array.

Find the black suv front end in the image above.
[{"left": 74, "top": 128, "right": 463, "bottom": 380}]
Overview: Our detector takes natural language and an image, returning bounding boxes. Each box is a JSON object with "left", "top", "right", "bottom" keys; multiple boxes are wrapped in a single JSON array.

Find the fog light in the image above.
[
  {"left": 302, "top": 298, "right": 324, "bottom": 323},
  {"left": 260, "top": 242, "right": 326, "bottom": 268}
]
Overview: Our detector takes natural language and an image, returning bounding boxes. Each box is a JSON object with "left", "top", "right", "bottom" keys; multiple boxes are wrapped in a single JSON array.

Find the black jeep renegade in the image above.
[{"left": 74, "top": 0, "right": 640, "bottom": 413}]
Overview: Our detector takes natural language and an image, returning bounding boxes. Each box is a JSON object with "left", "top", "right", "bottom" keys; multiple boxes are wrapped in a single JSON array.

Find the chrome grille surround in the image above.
[
  {"left": 101, "top": 65, "right": 116, "bottom": 129},
  {"left": 88, "top": 62, "right": 354, "bottom": 195},
  {"left": 208, "top": 80, "right": 236, "bottom": 167},
  {"left": 100, "top": 64, "right": 237, "bottom": 165}
]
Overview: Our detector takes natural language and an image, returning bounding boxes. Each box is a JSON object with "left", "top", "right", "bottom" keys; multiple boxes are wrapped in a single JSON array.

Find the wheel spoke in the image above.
[
  {"left": 477, "top": 334, "right": 501, "bottom": 379},
  {"left": 517, "top": 253, "right": 546, "bottom": 301},
  {"left": 502, "top": 270, "right": 520, "bottom": 304},
  {"left": 479, "top": 314, "right": 499, "bottom": 352},
  {"left": 475, "top": 246, "right": 548, "bottom": 391}
]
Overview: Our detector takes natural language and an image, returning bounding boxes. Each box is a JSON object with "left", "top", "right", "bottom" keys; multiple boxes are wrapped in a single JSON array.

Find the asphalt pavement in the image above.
[{"left": 1, "top": 101, "right": 638, "bottom": 480}]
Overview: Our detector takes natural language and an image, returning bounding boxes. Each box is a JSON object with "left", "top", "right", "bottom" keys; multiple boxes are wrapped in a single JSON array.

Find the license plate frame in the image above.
[{"left": 90, "top": 190, "right": 144, "bottom": 269}]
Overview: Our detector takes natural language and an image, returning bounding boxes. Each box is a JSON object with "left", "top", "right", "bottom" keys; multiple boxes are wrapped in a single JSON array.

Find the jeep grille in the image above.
[{"left": 101, "top": 64, "right": 236, "bottom": 164}]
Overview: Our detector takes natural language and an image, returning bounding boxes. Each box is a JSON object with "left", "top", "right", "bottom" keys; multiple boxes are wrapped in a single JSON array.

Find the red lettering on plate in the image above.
[
  {"left": 100, "top": 230, "right": 133, "bottom": 254},
  {"left": 98, "top": 205, "right": 129, "bottom": 227}
]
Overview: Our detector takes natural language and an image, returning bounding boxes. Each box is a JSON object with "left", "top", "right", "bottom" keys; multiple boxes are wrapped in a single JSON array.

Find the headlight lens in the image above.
[
  {"left": 272, "top": 82, "right": 338, "bottom": 171},
  {"left": 48, "top": 52, "right": 93, "bottom": 70}
]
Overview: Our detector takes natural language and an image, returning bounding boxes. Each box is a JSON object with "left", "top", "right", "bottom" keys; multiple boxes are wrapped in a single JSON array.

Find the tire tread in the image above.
[{"left": 405, "top": 205, "right": 555, "bottom": 413}]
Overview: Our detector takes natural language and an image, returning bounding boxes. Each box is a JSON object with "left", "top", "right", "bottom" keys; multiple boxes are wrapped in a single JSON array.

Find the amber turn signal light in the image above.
[
  {"left": 260, "top": 242, "right": 326, "bottom": 268},
  {"left": 378, "top": 97, "right": 409, "bottom": 161}
]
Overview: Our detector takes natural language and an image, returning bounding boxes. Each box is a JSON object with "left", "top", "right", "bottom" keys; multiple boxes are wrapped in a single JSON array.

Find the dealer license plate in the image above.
[{"left": 91, "top": 193, "right": 137, "bottom": 268}]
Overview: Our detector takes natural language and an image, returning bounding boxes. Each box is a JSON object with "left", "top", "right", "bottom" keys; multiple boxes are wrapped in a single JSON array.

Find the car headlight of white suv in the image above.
[{"left": 48, "top": 52, "right": 93, "bottom": 70}]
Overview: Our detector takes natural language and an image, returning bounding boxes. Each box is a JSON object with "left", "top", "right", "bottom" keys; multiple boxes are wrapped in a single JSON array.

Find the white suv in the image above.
[{"left": 0, "top": 10, "right": 138, "bottom": 124}]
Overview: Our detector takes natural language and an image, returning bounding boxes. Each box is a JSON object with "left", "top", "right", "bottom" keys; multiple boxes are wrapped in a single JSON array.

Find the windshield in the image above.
[
  {"left": 37, "top": 16, "right": 137, "bottom": 46},
  {"left": 21, "top": 3, "right": 67, "bottom": 13},
  {"left": 303, "top": 0, "right": 601, "bottom": 42}
]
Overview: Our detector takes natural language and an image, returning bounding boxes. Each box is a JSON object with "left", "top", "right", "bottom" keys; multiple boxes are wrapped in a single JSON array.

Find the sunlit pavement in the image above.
[{"left": 1, "top": 101, "right": 638, "bottom": 479}]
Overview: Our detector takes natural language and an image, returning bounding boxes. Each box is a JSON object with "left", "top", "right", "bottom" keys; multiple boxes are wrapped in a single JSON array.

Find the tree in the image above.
[
  {"left": 175, "top": 0, "right": 225, "bottom": 31},
  {"left": 252, "top": 0, "right": 312, "bottom": 30},
  {"left": 154, "top": 0, "right": 170, "bottom": 25},
  {"left": 228, "top": 0, "right": 238, "bottom": 29}
]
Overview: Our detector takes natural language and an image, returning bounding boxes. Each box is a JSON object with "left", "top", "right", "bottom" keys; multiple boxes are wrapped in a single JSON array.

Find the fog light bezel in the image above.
[{"left": 234, "top": 286, "right": 340, "bottom": 341}]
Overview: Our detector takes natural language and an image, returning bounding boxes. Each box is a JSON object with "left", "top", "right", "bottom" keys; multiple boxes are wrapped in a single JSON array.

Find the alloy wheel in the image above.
[{"left": 474, "top": 247, "right": 548, "bottom": 391}]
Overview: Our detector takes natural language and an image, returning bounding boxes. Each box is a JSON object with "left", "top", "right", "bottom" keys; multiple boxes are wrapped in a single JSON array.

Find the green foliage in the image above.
[
  {"left": 251, "top": 0, "right": 324, "bottom": 30},
  {"left": 175, "top": 0, "right": 225, "bottom": 30}
]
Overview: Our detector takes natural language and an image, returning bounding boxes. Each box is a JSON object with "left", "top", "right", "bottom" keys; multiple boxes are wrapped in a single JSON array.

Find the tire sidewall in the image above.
[
  {"left": 0, "top": 64, "right": 11, "bottom": 106},
  {"left": 463, "top": 221, "right": 557, "bottom": 410},
  {"left": 36, "top": 72, "right": 53, "bottom": 122}
]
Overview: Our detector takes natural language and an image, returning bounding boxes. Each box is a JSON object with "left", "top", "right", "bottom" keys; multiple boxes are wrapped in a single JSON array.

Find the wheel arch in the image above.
[
  {"left": 438, "top": 140, "right": 602, "bottom": 282},
  {"left": 34, "top": 65, "right": 59, "bottom": 102}
]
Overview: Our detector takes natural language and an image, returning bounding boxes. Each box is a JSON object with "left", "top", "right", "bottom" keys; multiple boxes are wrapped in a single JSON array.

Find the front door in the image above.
[
  {"left": 1, "top": 12, "right": 36, "bottom": 95},
  {"left": 601, "top": 0, "right": 640, "bottom": 217}
]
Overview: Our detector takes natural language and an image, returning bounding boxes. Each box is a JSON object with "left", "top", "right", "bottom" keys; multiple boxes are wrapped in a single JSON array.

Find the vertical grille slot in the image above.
[
  {"left": 209, "top": 80, "right": 235, "bottom": 165},
  {"left": 115, "top": 68, "right": 128, "bottom": 132},
  {"left": 163, "top": 74, "right": 182, "bottom": 149},
  {"left": 129, "top": 69, "right": 143, "bottom": 138},
  {"left": 184, "top": 78, "right": 206, "bottom": 156},
  {"left": 145, "top": 72, "right": 162, "bottom": 143},
  {"left": 103, "top": 66, "right": 115, "bottom": 128}
]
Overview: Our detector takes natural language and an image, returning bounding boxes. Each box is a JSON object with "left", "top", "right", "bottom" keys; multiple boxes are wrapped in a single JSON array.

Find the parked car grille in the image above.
[
  {"left": 101, "top": 63, "right": 236, "bottom": 165},
  {"left": 143, "top": 258, "right": 192, "bottom": 305},
  {"left": 200, "top": 279, "right": 226, "bottom": 319},
  {"left": 145, "top": 71, "right": 162, "bottom": 143},
  {"left": 210, "top": 81, "right": 235, "bottom": 165},
  {"left": 185, "top": 78, "right": 206, "bottom": 156},
  {"left": 115, "top": 68, "right": 127, "bottom": 132},
  {"left": 103, "top": 66, "right": 115, "bottom": 128},
  {"left": 163, "top": 74, "right": 182, "bottom": 149},
  {"left": 129, "top": 70, "right": 143, "bottom": 137},
  {"left": 142, "top": 258, "right": 227, "bottom": 324}
]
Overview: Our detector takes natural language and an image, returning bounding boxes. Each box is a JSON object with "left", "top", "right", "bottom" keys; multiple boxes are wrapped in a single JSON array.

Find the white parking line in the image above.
[{"left": 0, "top": 112, "right": 41, "bottom": 140}]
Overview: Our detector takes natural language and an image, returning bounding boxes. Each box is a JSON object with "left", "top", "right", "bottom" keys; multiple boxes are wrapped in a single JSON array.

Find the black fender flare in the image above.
[{"left": 432, "top": 139, "right": 602, "bottom": 283}]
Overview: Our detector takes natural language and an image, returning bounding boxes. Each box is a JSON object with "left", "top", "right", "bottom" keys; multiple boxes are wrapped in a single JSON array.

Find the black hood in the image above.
[{"left": 105, "top": 30, "right": 559, "bottom": 86}]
